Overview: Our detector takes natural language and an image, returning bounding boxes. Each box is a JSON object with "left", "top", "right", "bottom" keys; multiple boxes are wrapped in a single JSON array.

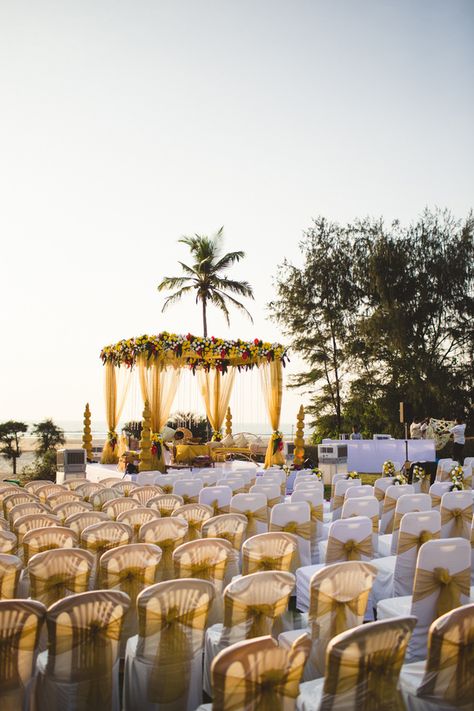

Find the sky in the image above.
[{"left": 0, "top": 0, "right": 473, "bottom": 431}]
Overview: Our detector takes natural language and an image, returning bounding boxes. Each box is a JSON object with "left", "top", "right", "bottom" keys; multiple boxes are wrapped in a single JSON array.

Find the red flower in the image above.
[
  {"left": 186, "top": 333, "right": 192, "bottom": 341},
  {"left": 220, "top": 349, "right": 227, "bottom": 358},
  {"left": 211, "top": 336, "right": 215, "bottom": 342},
  {"left": 254, "top": 338, "right": 260, "bottom": 345},
  {"left": 242, "top": 352, "right": 248, "bottom": 360}
]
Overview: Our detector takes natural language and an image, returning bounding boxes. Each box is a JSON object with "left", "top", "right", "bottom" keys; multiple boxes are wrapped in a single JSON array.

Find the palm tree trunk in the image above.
[{"left": 202, "top": 297, "right": 208, "bottom": 337}]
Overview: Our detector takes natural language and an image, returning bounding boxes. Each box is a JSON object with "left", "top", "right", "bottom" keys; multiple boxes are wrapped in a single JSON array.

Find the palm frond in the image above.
[
  {"left": 161, "top": 285, "right": 194, "bottom": 311},
  {"left": 213, "top": 250, "right": 246, "bottom": 272},
  {"left": 157, "top": 276, "right": 193, "bottom": 292},
  {"left": 210, "top": 291, "right": 231, "bottom": 326},
  {"left": 214, "top": 277, "right": 254, "bottom": 299},
  {"left": 214, "top": 289, "right": 254, "bottom": 323}
]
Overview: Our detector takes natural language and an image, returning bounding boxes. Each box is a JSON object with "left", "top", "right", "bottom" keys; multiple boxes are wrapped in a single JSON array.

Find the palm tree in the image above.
[{"left": 158, "top": 227, "right": 254, "bottom": 336}]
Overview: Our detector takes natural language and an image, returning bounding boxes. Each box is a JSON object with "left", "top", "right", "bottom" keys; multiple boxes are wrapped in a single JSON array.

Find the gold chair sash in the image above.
[
  {"left": 324, "top": 643, "right": 407, "bottom": 711},
  {"left": 230, "top": 506, "right": 268, "bottom": 538},
  {"left": 440, "top": 505, "right": 472, "bottom": 537},
  {"left": 213, "top": 653, "right": 305, "bottom": 711},
  {"left": 242, "top": 550, "right": 294, "bottom": 575},
  {"left": 101, "top": 564, "right": 154, "bottom": 602},
  {"left": 0, "top": 608, "right": 40, "bottom": 692},
  {"left": 413, "top": 566, "right": 470, "bottom": 618},
  {"left": 31, "top": 570, "right": 89, "bottom": 607},
  {"left": 310, "top": 589, "right": 369, "bottom": 640},
  {"left": 309, "top": 504, "right": 324, "bottom": 524},
  {"left": 382, "top": 495, "right": 397, "bottom": 534},
  {"left": 349, "top": 512, "right": 378, "bottom": 533},
  {"left": 181, "top": 494, "right": 199, "bottom": 505},
  {"left": 226, "top": 595, "right": 289, "bottom": 639},
  {"left": 267, "top": 496, "right": 281, "bottom": 509},
  {"left": 145, "top": 598, "right": 210, "bottom": 704},
  {"left": 419, "top": 478, "right": 430, "bottom": 494},
  {"left": 419, "top": 622, "right": 474, "bottom": 704},
  {"left": 430, "top": 494, "right": 441, "bottom": 508},
  {"left": 270, "top": 520, "right": 311, "bottom": 540},
  {"left": 210, "top": 500, "right": 230, "bottom": 516},
  {"left": 331, "top": 494, "right": 345, "bottom": 513},
  {"left": 397, "top": 529, "right": 438, "bottom": 555},
  {"left": 325, "top": 535, "right": 372, "bottom": 564},
  {"left": 177, "top": 556, "right": 227, "bottom": 584},
  {"left": 373, "top": 487, "right": 385, "bottom": 502}
]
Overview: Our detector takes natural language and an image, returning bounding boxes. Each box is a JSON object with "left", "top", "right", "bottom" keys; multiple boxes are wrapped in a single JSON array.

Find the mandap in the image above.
[{"left": 100, "top": 332, "right": 289, "bottom": 471}]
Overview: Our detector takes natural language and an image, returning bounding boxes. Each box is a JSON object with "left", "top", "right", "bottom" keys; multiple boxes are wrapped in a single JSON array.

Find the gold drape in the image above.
[
  {"left": 397, "top": 529, "right": 438, "bottom": 555},
  {"left": 139, "top": 357, "right": 181, "bottom": 471},
  {"left": 440, "top": 505, "right": 472, "bottom": 538},
  {"left": 413, "top": 566, "right": 470, "bottom": 618},
  {"left": 102, "top": 363, "right": 131, "bottom": 464},
  {"left": 260, "top": 360, "right": 285, "bottom": 468},
  {"left": 270, "top": 520, "right": 312, "bottom": 540},
  {"left": 325, "top": 535, "right": 373, "bottom": 564},
  {"left": 197, "top": 368, "right": 236, "bottom": 437}
]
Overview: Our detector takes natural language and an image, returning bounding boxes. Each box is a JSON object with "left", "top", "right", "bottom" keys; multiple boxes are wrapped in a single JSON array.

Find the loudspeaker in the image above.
[{"left": 399, "top": 402, "right": 413, "bottom": 424}]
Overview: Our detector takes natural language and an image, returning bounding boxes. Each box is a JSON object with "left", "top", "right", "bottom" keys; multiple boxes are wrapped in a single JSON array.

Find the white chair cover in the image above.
[
  {"left": 173, "top": 479, "right": 203, "bottom": 505},
  {"left": 430, "top": 482, "right": 453, "bottom": 510},
  {"left": 250, "top": 483, "right": 282, "bottom": 510},
  {"left": 373, "top": 477, "right": 395, "bottom": 515},
  {"left": 270, "top": 502, "right": 312, "bottom": 567},
  {"left": 199, "top": 486, "right": 233, "bottom": 516},
  {"left": 331, "top": 479, "right": 362, "bottom": 521},
  {"left": 230, "top": 493, "right": 269, "bottom": 539},
  {"left": 147, "top": 494, "right": 184, "bottom": 517},
  {"left": 291, "top": 489, "right": 324, "bottom": 563},
  {"left": 378, "top": 493, "right": 431, "bottom": 557},
  {"left": 138, "top": 517, "right": 188, "bottom": 582},
  {"left": 0, "top": 553, "right": 22, "bottom": 599},
  {"left": 380, "top": 484, "right": 414, "bottom": 535},
  {"left": 440, "top": 491, "right": 472, "bottom": 540}
]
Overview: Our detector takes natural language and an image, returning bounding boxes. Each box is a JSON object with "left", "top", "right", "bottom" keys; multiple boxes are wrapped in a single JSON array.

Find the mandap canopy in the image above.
[{"left": 100, "top": 332, "right": 289, "bottom": 470}]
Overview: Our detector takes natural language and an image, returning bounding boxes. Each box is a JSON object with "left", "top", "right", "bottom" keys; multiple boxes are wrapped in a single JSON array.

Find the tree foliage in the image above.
[
  {"left": 271, "top": 209, "right": 474, "bottom": 439},
  {"left": 158, "top": 227, "right": 254, "bottom": 336},
  {"left": 0, "top": 421, "right": 28, "bottom": 476},
  {"left": 31, "top": 418, "right": 65, "bottom": 456}
]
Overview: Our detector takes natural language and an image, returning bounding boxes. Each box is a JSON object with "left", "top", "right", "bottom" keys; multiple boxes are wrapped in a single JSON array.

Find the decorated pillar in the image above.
[
  {"left": 82, "top": 403, "right": 93, "bottom": 462},
  {"left": 293, "top": 405, "right": 305, "bottom": 468},
  {"left": 139, "top": 399, "right": 152, "bottom": 472},
  {"left": 225, "top": 407, "right": 233, "bottom": 437}
]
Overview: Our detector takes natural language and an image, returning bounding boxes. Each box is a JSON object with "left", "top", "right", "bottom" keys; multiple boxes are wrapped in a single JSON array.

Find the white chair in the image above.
[
  {"left": 295, "top": 617, "right": 417, "bottom": 711},
  {"left": 199, "top": 485, "right": 232, "bottom": 516},
  {"left": 430, "top": 481, "right": 453, "bottom": 510},
  {"left": 195, "top": 471, "right": 218, "bottom": 487},
  {"left": 377, "top": 537, "right": 471, "bottom": 661},
  {"left": 344, "top": 485, "right": 374, "bottom": 500},
  {"left": 340, "top": 496, "right": 379, "bottom": 550},
  {"left": 436, "top": 458, "right": 456, "bottom": 480},
  {"left": 296, "top": 517, "right": 373, "bottom": 612},
  {"left": 380, "top": 484, "right": 415, "bottom": 534},
  {"left": 229, "top": 493, "right": 268, "bottom": 539},
  {"left": 329, "top": 474, "right": 347, "bottom": 511},
  {"left": 370, "top": 510, "right": 441, "bottom": 605},
  {"left": 270, "top": 502, "right": 312, "bottom": 567},
  {"left": 378, "top": 493, "right": 431, "bottom": 557},
  {"left": 216, "top": 477, "right": 246, "bottom": 495},
  {"left": 123, "top": 578, "right": 216, "bottom": 711},
  {"left": 203, "top": 570, "right": 294, "bottom": 696},
  {"left": 373, "top": 476, "right": 395, "bottom": 515},
  {"left": 173, "top": 479, "right": 203, "bottom": 505},
  {"left": 331, "top": 479, "right": 362, "bottom": 521},
  {"left": 291, "top": 489, "right": 324, "bottom": 563},
  {"left": 399, "top": 602, "right": 474, "bottom": 711},
  {"left": 440, "top": 490, "right": 472, "bottom": 539},
  {"left": 261, "top": 470, "right": 286, "bottom": 495},
  {"left": 250, "top": 482, "right": 281, "bottom": 509}
]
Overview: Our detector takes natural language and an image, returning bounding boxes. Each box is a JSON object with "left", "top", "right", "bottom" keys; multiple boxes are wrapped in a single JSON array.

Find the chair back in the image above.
[
  {"left": 217, "top": 477, "right": 246, "bottom": 495},
  {"left": 74, "top": 482, "right": 105, "bottom": 502},
  {"left": 130, "top": 485, "right": 163, "bottom": 506},
  {"left": 65, "top": 511, "right": 109, "bottom": 536},
  {"left": 393, "top": 510, "right": 441, "bottom": 596},
  {"left": 80, "top": 521, "right": 133, "bottom": 569},
  {"left": 341, "top": 496, "right": 379, "bottom": 545},
  {"left": 28, "top": 548, "right": 94, "bottom": 606},
  {"left": 102, "top": 497, "right": 140, "bottom": 521},
  {"left": 249, "top": 483, "right": 281, "bottom": 509},
  {"left": 135, "top": 579, "right": 215, "bottom": 706},
  {"left": 242, "top": 532, "right": 299, "bottom": 575},
  {"left": 440, "top": 490, "right": 472, "bottom": 539},
  {"left": 147, "top": 494, "right": 184, "bottom": 516},
  {"left": 23, "top": 480, "right": 53, "bottom": 494},
  {"left": 173, "top": 538, "right": 234, "bottom": 592},
  {"left": 332, "top": 479, "right": 362, "bottom": 520},
  {"left": 389, "top": 493, "right": 431, "bottom": 554},
  {"left": 0, "top": 530, "right": 17, "bottom": 555},
  {"left": 211, "top": 634, "right": 311, "bottom": 711},
  {"left": 47, "top": 491, "right": 82, "bottom": 508},
  {"left": 221, "top": 570, "right": 295, "bottom": 644},
  {"left": 430, "top": 481, "right": 453, "bottom": 510},
  {"left": 173, "top": 478, "right": 203, "bottom": 504},
  {"left": 436, "top": 458, "right": 456, "bottom": 481},
  {"left": 171, "top": 503, "right": 214, "bottom": 541},
  {"left": 380, "top": 484, "right": 414, "bottom": 534},
  {"left": 270, "top": 502, "right": 311, "bottom": 567},
  {"left": 0, "top": 553, "right": 22, "bottom": 599},
  {"left": 230, "top": 493, "right": 268, "bottom": 539},
  {"left": 91, "top": 488, "right": 121, "bottom": 511},
  {"left": 308, "top": 561, "right": 378, "bottom": 675},
  {"left": 414, "top": 602, "right": 474, "bottom": 706},
  {"left": 116, "top": 507, "right": 160, "bottom": 541},
  {"left": 138, "top": 517, "right": 188, "bottom": 581},
  {"left": 8, "top": 502, "right": 49, "bottom": 528},
  {"left": 23, "top": 526, "right": 77, "bottom": 564},
  {"left": 291, "top": 489, "right": 324, "bottom": 547},
  {"left": 320, "top": 617, "right": 416, "bottom": 710},
  {"left": 201, "top": 513, "right": 248, "bottom": 551},
  {"left": 325, "top": 517, "right": 373, "bottom": 565},
  {"left": 0, "top": 599, "right": 46, "bottom": 709},
  {"left": 52, "top": 501, "right": 93, "bottom": 523},
  {"left": 344, "top": 485, "right": 374, "bottom": 500},
  {"left": 3, "top": 492, "right": 39, "bottom": 517},
  {"left": 199, "top": 486, "right": 233, "bottom": 516},
  {"left": 111, "top": 480, "right": 139, "bottom": 497}
]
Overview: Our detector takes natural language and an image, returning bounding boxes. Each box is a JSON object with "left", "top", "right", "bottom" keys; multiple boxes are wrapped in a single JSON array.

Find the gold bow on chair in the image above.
[
  {"left": 397, "top": 529, "right": 438, "bottom": 555},
  {"left": 182, "top": 494, "right": 199, "bottom": 505},
  {"left": 430, "top": 494, "right": 441, "bottom": 509},
  {"left": 373, "top": 487, "right": 385, "bottom": 503},
  {"left": 270, "top": 520, "right": 311, "bottom": 540},
  {"left": 231, "top": 506, "right": 268, "bottom": 538},
  {"left": 419, "top": 621, "right": 474, "bottom": 704},
  {"left": 325, "top": 535, "right": 372, "bottom": 564},
  {"left": 331, "top": 494, "right": 345, "bottom": 513},
  {"left": 104, "top": 565, "right": 154, "bottom": 602},
  {"left": 213, "top": 652, "right": 305, "bottom": 711},
  {"left": 382, "top": 495, "right": 397, "bottom": 534},
  {"left": 326, "top": 644, "right": 407, "bottom": 711},
  {"left": 267, "top": 497, "right": 281, "bottom": 509},
  {"left": 145, "top": 599, "right": 210, "bottom": 704},
  {"left": 441, "top": 506, "right": 472, "bottom": 538},
  {"left": 210, "top": 499, "right": 230, "bottom": 516},
  {"left": 413, "top": 566, "right": 470, "bottom": 618},
  {"left": 177, "top": 556, "right": 227, "bottom": 585},
  {"left": 31, "top": 570, "right": 89, "bottom": 607},
  {"left": 243, "top": 550, "right": 295, "bottom": 575},
  {"left": 310, "top": 589, "right": 369, "bottom": 640},
  {"left": 226, "top": 595, "right": 289, "bottom": 639},
  {"left": 309, "top": 504, "right": 324, "bottom": 523}
]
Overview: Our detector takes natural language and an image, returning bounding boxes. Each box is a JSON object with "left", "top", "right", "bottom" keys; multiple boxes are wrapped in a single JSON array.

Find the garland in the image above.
[
  {"left": 151, "top": 433, "right": 163, "bottom": 458},
  {"left": 100, "top": 332, "right": 288, "bottom": 372},
  {"left": 450, "top": 464, "right": 464, "bottom": 491},
  {"left": 271, "top": 431, "right": 284, "bottom": 455}
]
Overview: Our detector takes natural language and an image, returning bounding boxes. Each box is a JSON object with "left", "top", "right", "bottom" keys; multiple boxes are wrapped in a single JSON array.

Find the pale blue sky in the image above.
[{"left": 0, "top": 0, "right": 473, "bottom": 429}]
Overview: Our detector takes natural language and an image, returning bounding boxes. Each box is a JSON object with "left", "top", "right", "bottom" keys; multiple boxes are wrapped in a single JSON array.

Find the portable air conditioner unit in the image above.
[
  {"left": 373, "top": 434, "right": 392, "bottom": 440},
  {"left": 317, "top": 444, "right": 348, "bottom": 464},
  {"left": 56, "top": 449, "right": 87, "bottom": 476}
]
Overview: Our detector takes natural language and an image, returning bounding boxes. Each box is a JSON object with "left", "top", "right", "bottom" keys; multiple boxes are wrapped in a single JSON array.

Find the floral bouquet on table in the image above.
[
  {"left": 271, "top": 431, "right": 284, "bottom": 455},
  {"left": 211, "top": 430, "right": 223, "bottom": 442},
  {"left": 311, "top": 467, "right": 323, "bottom": 481},
  {"left": 151, "top": 433, "right": 163, "bottom": 458},
  {"left": 450, "top": 464, "right": 464, "bottom": 491},
  {"left": 346, "top": 471, "right": 359, "bottom": 480},
  {"left": 382, "top": 460, "right": 396, "bottom": 477},
  {"left": 392, "top": 472, "right": 408, "bottom": 486},
  {"left": 413, "top": 464, "right": 429, "bottom": 491},
  {"left": 107, "top": 431, "right": 118, "bottom": 451}
]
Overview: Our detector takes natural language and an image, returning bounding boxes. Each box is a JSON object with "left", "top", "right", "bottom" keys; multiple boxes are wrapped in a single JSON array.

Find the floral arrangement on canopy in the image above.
[{"left": 100, "top": 332, "right": 289, "bottom": 371}]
